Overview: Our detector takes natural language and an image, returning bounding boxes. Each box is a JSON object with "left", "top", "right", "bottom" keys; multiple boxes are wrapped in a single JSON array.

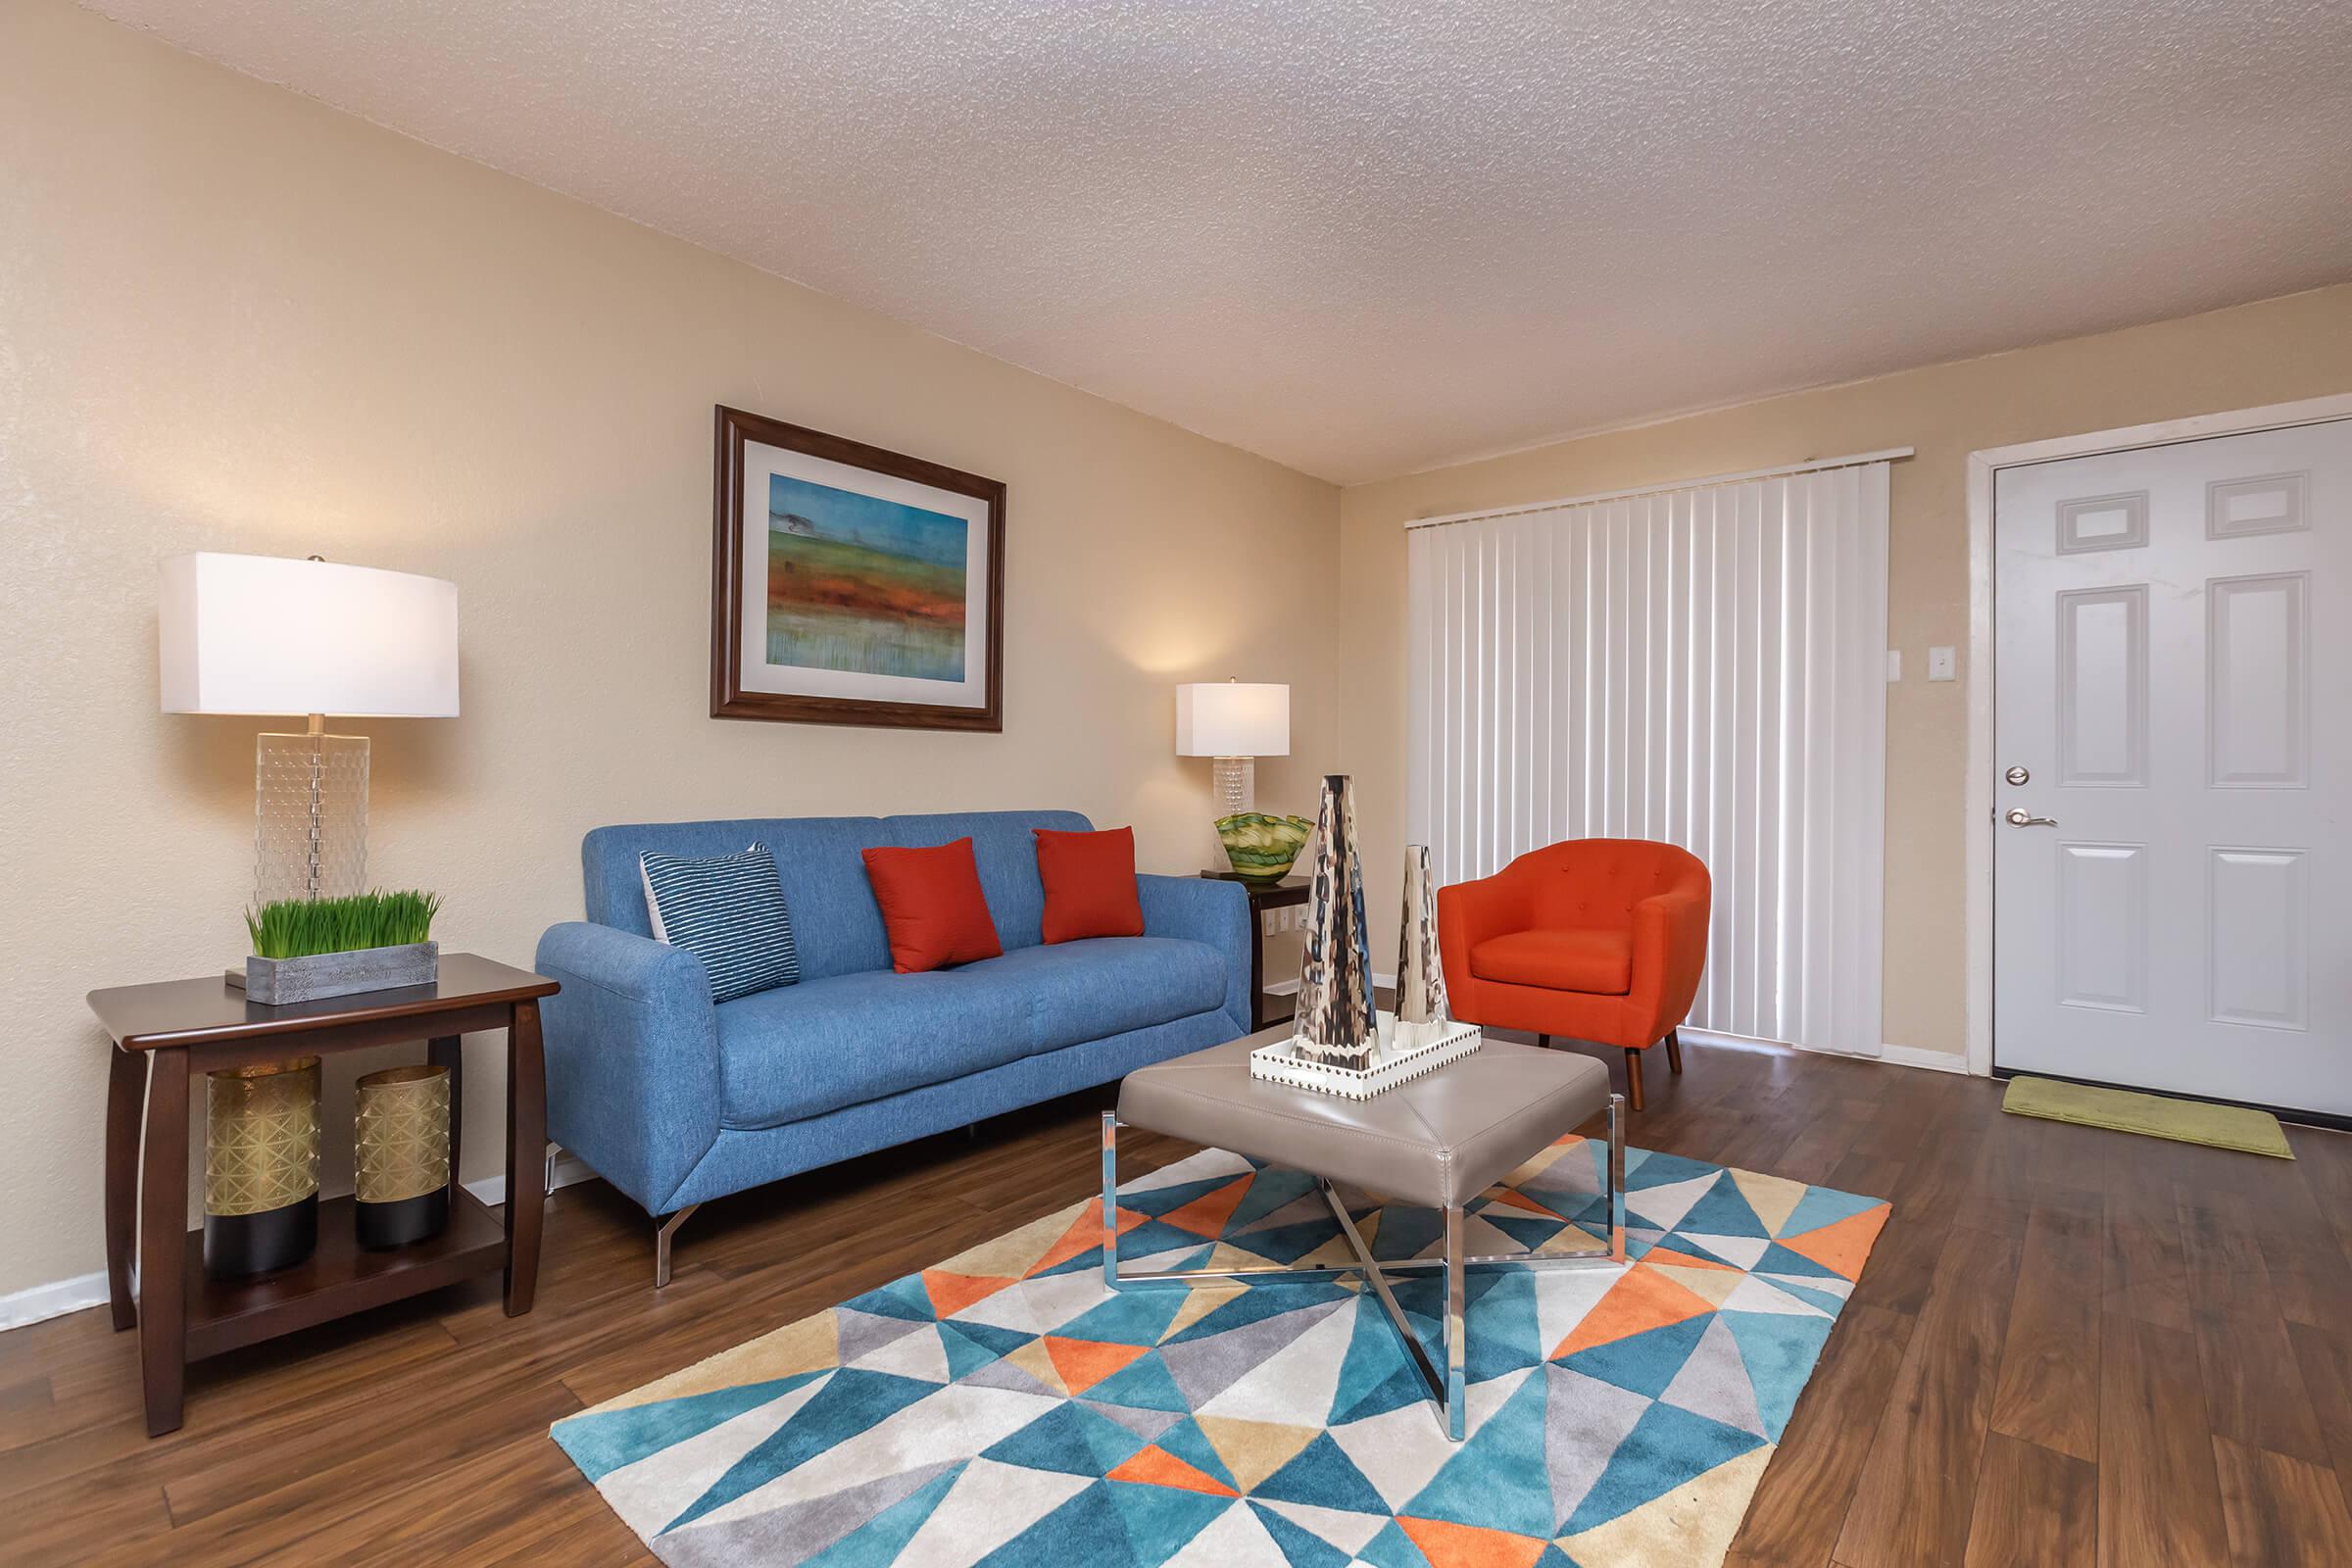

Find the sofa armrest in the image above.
[
  {"left": 1137, "top": 874, "right": 1252, "bottom": 1036},
  {"left": 534, "top": 922, "right": 722, "bottom": 1215}
]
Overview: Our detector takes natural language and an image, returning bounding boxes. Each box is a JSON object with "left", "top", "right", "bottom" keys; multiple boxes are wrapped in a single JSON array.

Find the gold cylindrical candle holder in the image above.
[
  {"left": 204, "top": 1057, "right": 321, "bottom": 1279},
  {"left": 354, "top": 1062, "right": 451, "bottom": 1250}
]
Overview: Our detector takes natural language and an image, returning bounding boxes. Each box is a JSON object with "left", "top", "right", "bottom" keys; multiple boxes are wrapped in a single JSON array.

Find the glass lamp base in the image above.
[
  {"left": 1210, "top": 756, "right": 1254, "bottom": 816},
  {"left": 255, "top": 725, "right": 369, "bottom": 904}
]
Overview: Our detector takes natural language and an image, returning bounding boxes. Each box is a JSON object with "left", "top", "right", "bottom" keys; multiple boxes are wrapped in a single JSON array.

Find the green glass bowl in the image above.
[{"left": 1214, "top": 812, "right": 1314, "bottom": 884}]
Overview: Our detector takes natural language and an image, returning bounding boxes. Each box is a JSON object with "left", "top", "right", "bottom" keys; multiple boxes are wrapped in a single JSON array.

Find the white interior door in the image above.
[{"left": 1993, "top": 417, "right": 2350, "bottom": 1116}]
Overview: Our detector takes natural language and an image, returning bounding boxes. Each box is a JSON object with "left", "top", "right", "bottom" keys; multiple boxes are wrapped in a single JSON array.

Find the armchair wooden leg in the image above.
[
  {"left": 1623, "top": 1049, "right": 1645, "bottom": 1112},
  {"left": 1664, "top": 1029, "right": 1683, "bottom": 1075}
]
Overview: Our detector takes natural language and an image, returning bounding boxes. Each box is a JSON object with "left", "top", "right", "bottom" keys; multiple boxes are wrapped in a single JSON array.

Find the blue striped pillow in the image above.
[{"left": 638, "top": 842, "right": 801, "bottom": 1003}]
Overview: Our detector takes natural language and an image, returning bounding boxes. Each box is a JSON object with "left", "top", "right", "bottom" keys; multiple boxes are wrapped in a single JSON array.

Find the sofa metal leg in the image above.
[
  {"left": 544, "top": 1142, "right": 560, "bottom": 1198},
  {"left": 655, "top": 1202, "right": 701, "bottom": 1289},
  {"left": 1664, "top": 1029, "right": 1683, "bottom": 1075},
  {"left": 1624, "top": 1049, "right": 1645, "bottom": 1111},
  {"left": 1537, "top": 1033, "right": 1550, "bottom": 1051}
]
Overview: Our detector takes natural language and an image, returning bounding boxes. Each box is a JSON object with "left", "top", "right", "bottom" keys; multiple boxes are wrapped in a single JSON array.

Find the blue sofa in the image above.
[{"left": 534, "top": 809, "right": 1250, "bottom": 1277}]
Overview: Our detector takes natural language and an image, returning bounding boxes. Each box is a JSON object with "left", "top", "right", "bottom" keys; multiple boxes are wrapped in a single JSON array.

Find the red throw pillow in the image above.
[
  {"left": 862, "top": 839, "right": 1004, "bottom": 973},
  {"left": 1035, "top": 825, "right": 1146, "bottom": 944}
]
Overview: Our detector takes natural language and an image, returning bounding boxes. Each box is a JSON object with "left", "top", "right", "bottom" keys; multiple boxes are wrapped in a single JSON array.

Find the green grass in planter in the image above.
[{"left": 246, "top": 889, "right": 444, "bottom": 959}]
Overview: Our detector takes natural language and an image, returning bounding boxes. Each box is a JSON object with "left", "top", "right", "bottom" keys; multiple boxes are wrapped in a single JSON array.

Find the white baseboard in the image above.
[
  {"left": 0, "top": 1269, "right": 111, "bottom": 1333},
  {"left": 1677, "top": 1027, "right": 1797, "bottom": 1056},
  {"left": 0, "top": 1154, "right": 603, "bottom": 1338},
  {"left": 465, "top": 1151, "right": 599, "bottom": 1209},
  {"left": 1649, "top": 1027, "right": 1977, "bottom": 1076},
  {"left": 1872, "top": 1043, "right": 1974, "bottom": 1076}
]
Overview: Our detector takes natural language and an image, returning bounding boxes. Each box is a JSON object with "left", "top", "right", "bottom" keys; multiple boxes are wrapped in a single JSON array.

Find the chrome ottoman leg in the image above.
[
  {"left": 1607, "top": 1092, "right": 1627, "bottom": 1263},
  {"left": 1443, "top": 1203, "right": 1467, "bottom": 1441},
  {"left": 1101, "top": 1111, "right": 1120, "bottom": 1292}
]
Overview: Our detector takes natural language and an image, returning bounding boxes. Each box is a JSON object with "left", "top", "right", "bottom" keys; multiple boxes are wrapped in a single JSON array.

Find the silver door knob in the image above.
[{"left": 2004, "top": 808, "right": 2058, "bottom": 828}]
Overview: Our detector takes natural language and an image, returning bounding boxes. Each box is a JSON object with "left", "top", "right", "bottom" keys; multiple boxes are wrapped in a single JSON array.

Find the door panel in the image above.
[
  {"left": 2206, "top": 571, "right": 2307, "bottom": 787},
  {"left": 2055, "top": 842, "right": 2147, "bottom": 1011},
  {"left": 2057, "top": 586, "right": 2147, "bottom": 786},
  {"left": 2206, "top": 847, "right": 2308, "bottom": 1031},
  {"left": 1993, "top": 418, "right": 2349, "bottom": 1117}
]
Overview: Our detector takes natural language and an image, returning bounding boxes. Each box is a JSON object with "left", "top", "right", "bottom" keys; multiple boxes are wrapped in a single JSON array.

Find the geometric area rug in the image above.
[{"left": 553, "top": 1134, "right": 1890, "bottom": 1567}]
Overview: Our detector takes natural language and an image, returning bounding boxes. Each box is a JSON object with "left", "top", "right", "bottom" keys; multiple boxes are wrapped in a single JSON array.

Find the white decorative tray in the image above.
[{"left": 1250, "top": 1012, "right": 1483, "bottom": 1099}]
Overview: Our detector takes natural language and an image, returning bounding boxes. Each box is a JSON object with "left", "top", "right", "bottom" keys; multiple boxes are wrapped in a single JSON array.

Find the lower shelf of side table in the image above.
[{"left": 181, "top": 1188, "right": 506, "bottom": 1361}]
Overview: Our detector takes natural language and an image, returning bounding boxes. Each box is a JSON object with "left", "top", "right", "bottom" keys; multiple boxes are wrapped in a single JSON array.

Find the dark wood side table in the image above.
[
  {"left": 88, "top": 952, "right": 559, "bottom": 1436},
  {"left": 1199, "top": 872, "right": 1311, "bottom": 1031}
]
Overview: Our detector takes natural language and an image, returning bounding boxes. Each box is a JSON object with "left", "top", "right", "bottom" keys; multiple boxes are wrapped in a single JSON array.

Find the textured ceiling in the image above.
[{"left": 84, "top": 0, "right": 2352, "bottom": 483}]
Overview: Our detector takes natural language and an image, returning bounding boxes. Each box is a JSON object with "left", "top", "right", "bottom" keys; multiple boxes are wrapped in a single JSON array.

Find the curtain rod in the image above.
[{"left": 1401, "top": 447, "right": 1915, "bottom": 530}]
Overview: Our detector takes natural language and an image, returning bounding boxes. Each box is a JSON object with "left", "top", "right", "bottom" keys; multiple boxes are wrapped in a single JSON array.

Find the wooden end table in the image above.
[
  {"left": 1198, "top": 871, "right": 1311, "bottom": 1031},
  {"left": 88, "top": 952, "right": 559, "bottom": 1436}
]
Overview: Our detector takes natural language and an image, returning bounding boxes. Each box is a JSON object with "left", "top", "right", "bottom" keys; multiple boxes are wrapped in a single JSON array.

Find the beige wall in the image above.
[
  {"left": 1338, "top": 283, "right": 2352, "bottom": 1060},
  {"left": 0, "top": 2, "right": 1339, "bottom": 1298}
]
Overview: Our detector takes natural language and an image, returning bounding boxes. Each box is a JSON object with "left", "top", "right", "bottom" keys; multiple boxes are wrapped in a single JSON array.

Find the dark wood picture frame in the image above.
[{"left": 710, "top": 405, "right": 1006, "bottom": 730}]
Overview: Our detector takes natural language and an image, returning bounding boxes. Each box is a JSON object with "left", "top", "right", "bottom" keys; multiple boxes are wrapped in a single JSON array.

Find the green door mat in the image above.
[{"left": 2001, "top": 1075, "right": 2294, "bottom": 1158}]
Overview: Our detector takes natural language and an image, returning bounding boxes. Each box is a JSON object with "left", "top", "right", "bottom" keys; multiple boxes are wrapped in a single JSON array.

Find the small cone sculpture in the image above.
[
  {"left": 1396, "top": 844, "right": 1449, "bottom": 1027},
  {"left": 1295, "top": 774, "right": 1379, "bottom": 1069}
]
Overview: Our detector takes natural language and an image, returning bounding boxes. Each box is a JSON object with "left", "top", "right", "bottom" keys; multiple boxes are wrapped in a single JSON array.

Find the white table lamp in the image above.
[
  {"left": 161, "top": 553, "right": 459, "bottom": 904},
  {"left": 1176, "top": 679, "right": 1289, "bottom": 815}
]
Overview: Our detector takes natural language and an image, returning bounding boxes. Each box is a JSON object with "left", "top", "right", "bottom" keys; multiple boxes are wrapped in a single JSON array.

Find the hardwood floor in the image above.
[{"left": 7, "top": 1032, "right": 2350, "bottom": 1566}]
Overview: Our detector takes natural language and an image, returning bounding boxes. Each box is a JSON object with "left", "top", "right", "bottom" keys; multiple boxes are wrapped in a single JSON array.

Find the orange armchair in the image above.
[{"left": 1437, "top": 839, "right": 1710, "bottom": 1110}]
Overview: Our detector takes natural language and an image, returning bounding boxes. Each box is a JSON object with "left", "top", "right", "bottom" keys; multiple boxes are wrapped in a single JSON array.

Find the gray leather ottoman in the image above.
[{"left": 1102, "top": 1026, "right": 1626, "bottom": 1440}]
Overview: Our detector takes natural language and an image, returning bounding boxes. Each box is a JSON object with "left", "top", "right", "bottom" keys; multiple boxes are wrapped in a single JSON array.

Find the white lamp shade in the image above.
[
  {"left": 1175, "top": 681, "right": 1289, "bottom": 757},
  {"left": 160, "top": 553, "right": 460, "bottom": 717}
]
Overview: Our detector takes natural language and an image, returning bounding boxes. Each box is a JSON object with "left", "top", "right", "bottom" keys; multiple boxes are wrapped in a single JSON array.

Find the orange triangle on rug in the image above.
[
  {"left": 1397, "top": 1515, "right": 1551, "bottom": 1568},
  {"left": 1161, "top": 1175, "right": 1254, "bottom": 1239},
  {"left": 1043, "top": 1336, "right": 1150, "bottom": 1394},
  {"left": 1027, "top": 1202, "right": 1149, "bottom": 1278},
  {"left": 1554, "top": 1262, "right": 1717, "bottom": 1357},
  {"left": 922, "top": 1269, "right": 1018, "bottom": 1318},
  {"left": 1777, "top": 1205, "right": 1889, "bottom": 1281},
  {"left": 1106, "top": 1445, "right": 1238, "bottom": 1496}
]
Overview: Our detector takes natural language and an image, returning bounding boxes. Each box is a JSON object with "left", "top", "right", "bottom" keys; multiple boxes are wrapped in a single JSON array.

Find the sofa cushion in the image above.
[
  {"left": 712, "top": 934, "right": 1230, "bottom": 1128},
  {"left": 966, "top": 937, "right": 1227, "bottom": 1054},
  {"left": 714, "top": 967, "right": 1036, "bottom": 1129},
  {"left": 639, "top": 841, "right": 801, "bottom": 1003},
  {"left": 862, "top": 838, "right": 1004, "bottom": 973},
  {"left": 1035, "top": 826, "right": 1145, "bottom": 944},
  {"left": 1469, "top": 928, "right": 1634, "bottom": 995}
]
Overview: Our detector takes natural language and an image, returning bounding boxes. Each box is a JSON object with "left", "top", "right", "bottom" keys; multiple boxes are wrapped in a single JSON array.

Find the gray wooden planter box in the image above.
[{"left": 238, "top": 941, "right": 440, "bottom": 1005}]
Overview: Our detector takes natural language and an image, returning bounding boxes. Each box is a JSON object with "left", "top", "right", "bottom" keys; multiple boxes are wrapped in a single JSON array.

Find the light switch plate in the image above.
[
  {"left": 1928, "top": 645, "right": 1957, "bottom": 681},
  {"left": 1886, "top": 649, "right": 1902, "bottom": 682}
]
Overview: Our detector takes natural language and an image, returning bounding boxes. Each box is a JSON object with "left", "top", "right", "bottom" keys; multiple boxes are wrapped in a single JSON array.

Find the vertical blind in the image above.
[{"left": 1406, "top": 461, "right": 1889, "bottom": 1056}]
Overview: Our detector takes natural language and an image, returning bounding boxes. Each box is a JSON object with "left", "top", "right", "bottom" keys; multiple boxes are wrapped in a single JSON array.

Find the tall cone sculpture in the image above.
[
  {"left": 1396, "top": 844, "right": 1449, "bottom": 1027},
  {"left": 1295, "top": 774, "right": 1378, "bottom": 1069}
]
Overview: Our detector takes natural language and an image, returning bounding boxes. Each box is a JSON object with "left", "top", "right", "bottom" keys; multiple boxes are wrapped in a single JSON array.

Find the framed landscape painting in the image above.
[{"left": 710, "top": 406, "right": 1004, "bottom": 730}]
